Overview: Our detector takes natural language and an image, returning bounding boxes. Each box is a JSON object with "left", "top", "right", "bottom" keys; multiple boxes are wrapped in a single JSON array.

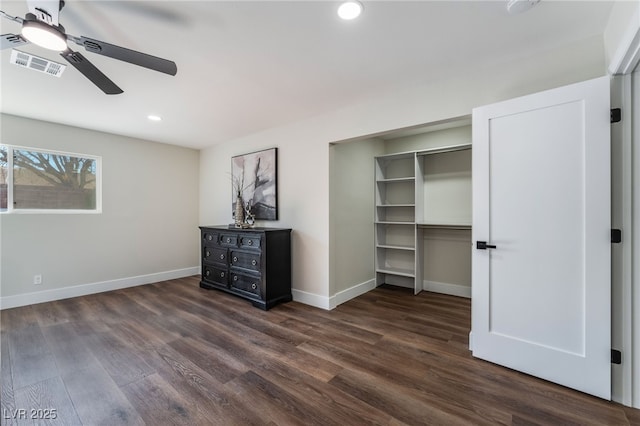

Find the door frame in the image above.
[{"left": 608, "top": 9, "right": 640, "bottom": 408}]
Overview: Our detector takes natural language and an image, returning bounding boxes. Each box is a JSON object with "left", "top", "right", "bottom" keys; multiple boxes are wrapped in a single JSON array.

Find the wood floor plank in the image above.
[
  {"left": 31, "top": 301, "right": 71, "bottom": 328},
  {"left": 62, "top": 364, "right": 144, "bottom": 426},
  {"left": 13, "top": 376, "right": 81, "bottom": 425},
  {"left": 146, "top": 342, "right": 266, "bottom": 425},
  {"left": 8, "top": 325, "right": 58, "bottom": 390},
  {"left": 1, "top": 307, "right": 39, "bottom": 333},
  {"left": 183, "top": 311, "right": 343, "bottom": 384},
  {"left": 167, "top": 337, "right": 250, "bottom": 385},
  {"left": 329, "top": 368, "right": 489, "bottom": 426},
  {"left": 86, "top": 331, "right": 155, "bottom": 387},
  {"left": 1, "top": 331, "right": 17, "bottom": 426},
  {"left": 299, "top": 338, "right": 510, "bottom": 424},
  {"left": 623, "top": 405, "right": 640, "bottom": 425},
  {"left": 40, "top": 323, "right": 99, "bottom": 375},
  {"left": 228, "top": 370, "right": 340, "bottom": 426},
  {"left": 120, "top": 373, "right": 205, "bottom": 426},
  {"left": 245, "top": 347, "right": 394, "bottom": 426}
]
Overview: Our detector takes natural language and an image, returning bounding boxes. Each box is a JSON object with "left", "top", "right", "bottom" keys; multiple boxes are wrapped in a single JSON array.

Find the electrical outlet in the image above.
[{"left": 33, "top": 274, "right": 42, "bottom": 285}]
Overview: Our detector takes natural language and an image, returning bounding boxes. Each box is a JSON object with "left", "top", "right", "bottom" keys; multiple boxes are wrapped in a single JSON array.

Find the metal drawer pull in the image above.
[
  {"left": 251, "top": 259, "right": 257, "bottom": 266},
  {"left": 226, "top": 238, "right": 231, "bottom": 243},
  {"left": 207, "top": 235, "right": 212, "bottom": 241},
  {"left": 205, "top": 270, "right": 210, "bottom": 276},
  {"left": 233, "top": 276, "right": 238, "bottom": 281},
  {"left": 251, "top": 283, "right": 257, "bottom": 290},
  {"left": 233, "top": 256, "right": 238, "bottom": 262},
  {"left": 220, "top": 272, "right": 225, "bottom": 278},
  {"left": 220, "top": 254, "right": 225, "bottom": 260},
  {"left": 248, "top": 240, "right": 253, "bottom": 246},
  {"left": 205, "top": 250, "right": 210, "bottom": 257}
]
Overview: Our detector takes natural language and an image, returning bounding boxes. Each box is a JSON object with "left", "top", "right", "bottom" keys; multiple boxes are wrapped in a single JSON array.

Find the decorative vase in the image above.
[
  {"left": 234, "top": 196, "right": 244, "bottom": 227},
  {"left": 244, "top": 201, "right": 255, "bottom": 227}
]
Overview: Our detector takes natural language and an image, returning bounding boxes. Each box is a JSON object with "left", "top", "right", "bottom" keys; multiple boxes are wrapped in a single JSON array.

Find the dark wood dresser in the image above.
[{"left": 199, "top": 226, "right": 292, "bottom": 310}]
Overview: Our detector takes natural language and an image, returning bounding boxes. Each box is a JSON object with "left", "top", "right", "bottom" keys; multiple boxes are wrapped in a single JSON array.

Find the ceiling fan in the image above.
[{"left": 0, "top": 0, "right": 177, "bottom": 94}]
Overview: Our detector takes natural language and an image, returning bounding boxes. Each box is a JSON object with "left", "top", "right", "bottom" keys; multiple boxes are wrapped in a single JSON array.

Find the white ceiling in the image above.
[{"left": 0, "top": 1, "right": 613, "bottom": 149}]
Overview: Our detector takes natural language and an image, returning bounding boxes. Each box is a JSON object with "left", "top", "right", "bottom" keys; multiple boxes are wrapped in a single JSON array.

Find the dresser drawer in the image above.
[
  {"left": 204, "top": 246, "right": 227, "bottom": 265},
  {"left": 202, "top": 231, "right": 219, "bottom": 247},
  {"left": 203, "top": 264, "right": 229, "bottom": 287},
  {"left": 230, "top": 250, "right": 261, "bottom": 273},
  {"left": 230, "top": 273, "right": 262, "bottom": 299},
  {"left": 219, "top": 233, "right": 238, "bottom": 247},
  {"left": 239, "top": 234, "right": 261, "bottom": 250}
]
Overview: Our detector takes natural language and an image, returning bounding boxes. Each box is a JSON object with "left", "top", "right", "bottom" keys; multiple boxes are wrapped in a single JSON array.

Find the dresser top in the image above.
[{"left": 200, "top": 225, "right": 291, "bottom": 232}]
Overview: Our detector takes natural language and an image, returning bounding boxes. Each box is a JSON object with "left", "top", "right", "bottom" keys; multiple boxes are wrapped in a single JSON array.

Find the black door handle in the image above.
[{"left": 476, "top": 241, "right": 497, "bottom": 250}]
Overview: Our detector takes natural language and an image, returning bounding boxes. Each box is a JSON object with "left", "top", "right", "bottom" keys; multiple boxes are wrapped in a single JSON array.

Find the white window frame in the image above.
[{"left": 1, "top": 144, "right": 102, "bottom": 214}]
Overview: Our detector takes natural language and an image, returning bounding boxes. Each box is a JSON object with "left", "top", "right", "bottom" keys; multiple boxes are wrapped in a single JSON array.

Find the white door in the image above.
[{"left": 471, "top": 76, "right": 611, "bottom": 399}]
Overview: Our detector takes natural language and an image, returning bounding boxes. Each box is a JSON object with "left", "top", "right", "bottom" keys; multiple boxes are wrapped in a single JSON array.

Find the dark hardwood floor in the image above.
[{"left": 1, "top": 276, "right": 638, "bottom": 425}]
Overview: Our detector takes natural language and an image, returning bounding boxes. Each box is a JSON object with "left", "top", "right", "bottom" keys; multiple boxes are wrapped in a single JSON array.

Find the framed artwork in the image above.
[{"left": 231, "top": 147, "right": 278, "bottom": 220}]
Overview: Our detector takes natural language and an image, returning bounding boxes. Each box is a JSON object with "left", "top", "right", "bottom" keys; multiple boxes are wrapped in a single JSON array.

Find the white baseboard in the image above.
[
  {"left": 468, "top": 331, "right": 474, "bottom": 351},
  {"left": 329, "top": 278, "right": 376, "bottom": 309},
  {"left": 291, "top": 288, "right": 331, "bottom": 310},
  {"left": 292, "top": 278, "right": 377, "bottom": 311},
  {"left": 423, "top": 280, "right": 471, "bottom": 298},
  {"left": 0, "top": 267, "right": 200, "bottom": 310}
]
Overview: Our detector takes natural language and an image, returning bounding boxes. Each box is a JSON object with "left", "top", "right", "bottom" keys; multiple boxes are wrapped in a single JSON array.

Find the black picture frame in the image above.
[{"left": 231, "top": 147, "right": 278, "bottom": 220}]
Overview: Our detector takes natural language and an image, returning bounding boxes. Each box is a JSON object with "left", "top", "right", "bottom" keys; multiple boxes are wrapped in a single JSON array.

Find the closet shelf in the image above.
[
  {"left": 375, "top": 221, "right": 416, "bottom": 225},
  {"left": 377, "top": 243, "right": 415, "bottom": 251},
  {"left": 377, "top": 177, "right": 415, "bottom": 183},
  {"left": 375, "top": 127, "right": 472, "bottom": 296},
  {"left": 375, "top": 267, "right": 416, "bottom": 278}
]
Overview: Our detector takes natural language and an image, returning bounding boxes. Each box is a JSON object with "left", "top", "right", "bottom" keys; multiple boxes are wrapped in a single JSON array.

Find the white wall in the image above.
[
  {"left": 0, "top": 114, "right": 200, "bottom": 308},
  {"left": 199, "top": 127, "right": 332, "bottom": 307},
  {"left": 604, "top": 0, "right": 640, "bottom": 74},
  {"left": 199, "top": 35, "right": 606, "bottom": 308},
  {"left": 329, "top": 137, "right": 384, "bottom": 307}
]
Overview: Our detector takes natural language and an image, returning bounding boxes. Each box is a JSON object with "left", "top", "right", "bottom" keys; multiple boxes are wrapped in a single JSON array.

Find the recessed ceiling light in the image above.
[
  {"left": 147, "top": 115, "right": 162, "bottom": 122},
  {"left": 338, "top": 1, "right": 363, "bottom": 20}
]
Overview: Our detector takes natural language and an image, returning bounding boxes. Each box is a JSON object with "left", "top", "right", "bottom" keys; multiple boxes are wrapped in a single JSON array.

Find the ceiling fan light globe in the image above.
[{"left": 21, "top": 20, "right": 67, "bottom": 51}]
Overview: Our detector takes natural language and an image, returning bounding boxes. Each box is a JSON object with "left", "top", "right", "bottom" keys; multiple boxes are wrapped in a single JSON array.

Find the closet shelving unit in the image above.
[{"left": 375, "top": 142, "right": 472, "bottom": 295}]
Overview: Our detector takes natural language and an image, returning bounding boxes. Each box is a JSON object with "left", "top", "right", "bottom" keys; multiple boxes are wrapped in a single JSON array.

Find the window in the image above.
[{"left": 0, "top": 145, "right": 101, "bottom": 213}]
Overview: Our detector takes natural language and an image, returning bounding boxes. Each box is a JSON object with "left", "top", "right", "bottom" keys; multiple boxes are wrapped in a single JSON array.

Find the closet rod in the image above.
[
  {"left": 417, "top": 224, "right": 471, "bottom": 230},
  {"left": 416, "top": 143, "right": 471, "bottom": 156}
]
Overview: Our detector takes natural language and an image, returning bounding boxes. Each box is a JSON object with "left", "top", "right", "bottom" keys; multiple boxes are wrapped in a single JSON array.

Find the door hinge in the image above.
[
  {"left": 611, "top": 349, "right": 622, "bottom": 365},
  {"left": 611, "top": 108, "right": 621, "bottom": 123},
  {"left": 611, "top": 229, "right": 622, "bottom": 244}
]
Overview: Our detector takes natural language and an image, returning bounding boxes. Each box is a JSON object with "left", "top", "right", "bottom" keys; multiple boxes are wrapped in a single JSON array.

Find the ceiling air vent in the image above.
[{"left": 10, "top": 49, "right": 66, "bottom": 77}]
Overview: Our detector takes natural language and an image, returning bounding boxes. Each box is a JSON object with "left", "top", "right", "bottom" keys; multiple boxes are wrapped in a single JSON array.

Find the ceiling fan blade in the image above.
[
  {"left": 1, "top": 33, "right": 28, "bottom": 50},
  {"left": 60, "top": 49, "right": 123, "bottom": 95},
  {"left": 75, "top": 36, "right": 177, "bottom": 76},
  {"left": 26, "top": 0, "right": 61, "bottom": 26}
]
